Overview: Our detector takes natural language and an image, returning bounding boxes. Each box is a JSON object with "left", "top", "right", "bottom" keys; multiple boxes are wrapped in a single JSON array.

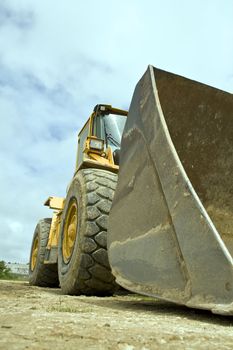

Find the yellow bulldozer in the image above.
[{"left": 29, "top": 65, "right": 233, "bottom": 315}]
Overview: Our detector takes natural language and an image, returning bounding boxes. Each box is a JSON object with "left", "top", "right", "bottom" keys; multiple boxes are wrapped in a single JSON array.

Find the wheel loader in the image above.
[
  {"left": 29, "top": 65, "right": 233, "bottom": 315},
  {"left": 29, "top": 104, "right": 127, "bottom": 295}
]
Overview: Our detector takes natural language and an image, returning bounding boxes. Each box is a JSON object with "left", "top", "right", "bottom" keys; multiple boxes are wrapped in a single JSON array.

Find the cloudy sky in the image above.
[{"left": 0, "top": 0, "right": 232, "bottom": 263}]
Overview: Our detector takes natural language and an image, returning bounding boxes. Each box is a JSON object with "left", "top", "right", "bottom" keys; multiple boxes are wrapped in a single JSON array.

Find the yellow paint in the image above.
[
  {"left": 62, "top": 200, "right": 78, "bottom": 263},
  {"left": 46, "top": 212, "right": 61, "bottom": 249},
  {"left": 44, "top": 198, "right": 64, "bottom": 263},
  {"left": 31, "top": 235, "right": 39, "bottom": 271},
  {"left": 44, "top": 196, "right": 65, "bottom": 210}
]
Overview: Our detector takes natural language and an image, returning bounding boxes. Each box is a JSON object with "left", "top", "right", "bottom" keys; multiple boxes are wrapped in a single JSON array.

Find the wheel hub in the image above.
[
  {"left": 31, "top": 236, "right": 39, "bottom": 271},
  {"left": 62, "top": 201, "right": 78, "bottom": 263}
]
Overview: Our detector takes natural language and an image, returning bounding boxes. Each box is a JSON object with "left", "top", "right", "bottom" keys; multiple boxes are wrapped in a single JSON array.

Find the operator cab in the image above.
[
  {"left": 93, "top": 105, "right": 127, "bottom": 165},
  {"left": 76, "top": 104, "right": 127, "bottom": 172}
]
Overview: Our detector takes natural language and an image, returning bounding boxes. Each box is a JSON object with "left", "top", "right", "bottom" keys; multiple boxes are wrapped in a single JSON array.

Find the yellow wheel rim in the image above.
[
  {"left": 62, "top": 200, "right": 78, "bottom": 263},
  {"left": 31, "top": 236, "right": 39, "bottom": 271}
]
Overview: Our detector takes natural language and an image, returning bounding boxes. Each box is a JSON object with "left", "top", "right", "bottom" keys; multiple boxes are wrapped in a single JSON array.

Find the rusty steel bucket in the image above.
[{"left": 108, "top": 65, "right": 233, "bottom": 315}]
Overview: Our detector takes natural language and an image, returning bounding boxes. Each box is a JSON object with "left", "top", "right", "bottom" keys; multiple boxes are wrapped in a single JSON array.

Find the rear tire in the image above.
[
  {"left": 58, "top": 169, "right": 118, "bottom": 295},
  {"left": 29, "top": 218, "right": 59, "bottom": 287}
]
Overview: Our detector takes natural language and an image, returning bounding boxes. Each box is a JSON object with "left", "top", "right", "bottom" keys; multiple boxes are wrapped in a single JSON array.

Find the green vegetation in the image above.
[
  {"left": 0, "top": 261, "right": 28, "bottom": 281},
  {"left": 0, "top": 261, "right": 13, "bottom": 279},
  {"left": 47, "top": 298, "right": 92, "bottom": 313},
  {"left": 48, "top": 305, "right": 93, "bottom": 313},
  {"left": 9, "top": 274, "right": 29, "bottom": 281}
]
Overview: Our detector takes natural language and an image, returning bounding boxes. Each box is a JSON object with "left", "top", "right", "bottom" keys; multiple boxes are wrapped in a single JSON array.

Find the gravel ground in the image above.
[{"left": 0, "top": 280, "right": 233, "bottom": 349}]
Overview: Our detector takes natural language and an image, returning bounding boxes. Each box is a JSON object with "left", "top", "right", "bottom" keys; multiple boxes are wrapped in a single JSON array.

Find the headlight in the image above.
[{"left": 89, "top": 139, "right": 104, "bottom": 151}]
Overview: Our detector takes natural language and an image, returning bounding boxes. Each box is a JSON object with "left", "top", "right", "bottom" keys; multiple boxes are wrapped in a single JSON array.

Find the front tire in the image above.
[
  {"left": 29, "top": 219, "right": 59, "bottom": 287},
  {"left": 58, "top": 169, "right": 118, "bottom": 295}
]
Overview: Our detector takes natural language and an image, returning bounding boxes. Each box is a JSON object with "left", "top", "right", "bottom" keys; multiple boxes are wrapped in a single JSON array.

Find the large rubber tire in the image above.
[
  {"left": 29, "top": 218, "right": 59, "bottom": 287},
  {"left": 58, "top": 169, "right": 118, "bottom": 295}
]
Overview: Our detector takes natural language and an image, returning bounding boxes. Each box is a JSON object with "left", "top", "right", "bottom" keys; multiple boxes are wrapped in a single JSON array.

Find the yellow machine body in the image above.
[{"left": 43, "top": 105, "right": 127, "bottom": 264}]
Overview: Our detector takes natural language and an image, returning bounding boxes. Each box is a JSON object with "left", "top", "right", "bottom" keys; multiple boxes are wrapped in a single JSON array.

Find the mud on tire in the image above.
[
  {"left": 29, "top": 219, "right": 59, "bottom": 287},
  {"left": 58, "top": 169, "right": 118, "bottom": 295}
]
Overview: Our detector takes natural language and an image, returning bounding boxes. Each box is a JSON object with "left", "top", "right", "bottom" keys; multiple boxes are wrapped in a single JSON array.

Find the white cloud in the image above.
[{"left": 0, "top": 0, "right": 232, "bottom": 262}]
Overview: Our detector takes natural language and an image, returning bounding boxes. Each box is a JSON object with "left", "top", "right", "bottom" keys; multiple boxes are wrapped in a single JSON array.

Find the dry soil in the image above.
[{"left": 0, "top": 280, "right": 233, "bottom": 349}]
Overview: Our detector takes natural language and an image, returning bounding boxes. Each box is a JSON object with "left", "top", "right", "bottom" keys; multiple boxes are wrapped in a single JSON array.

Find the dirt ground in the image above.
[{"left": 0, "top": 280, "right": 233, "bottom": 350}]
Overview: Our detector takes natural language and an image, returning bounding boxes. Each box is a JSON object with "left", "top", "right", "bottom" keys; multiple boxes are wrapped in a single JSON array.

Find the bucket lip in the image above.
[{"left": 147, "top": 64, "right": 232, "bottom": 95}]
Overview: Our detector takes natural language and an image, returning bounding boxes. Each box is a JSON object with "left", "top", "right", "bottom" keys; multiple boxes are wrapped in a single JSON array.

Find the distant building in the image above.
[{"left": 6, "top": 263, "right": 29, "bottom": 276}]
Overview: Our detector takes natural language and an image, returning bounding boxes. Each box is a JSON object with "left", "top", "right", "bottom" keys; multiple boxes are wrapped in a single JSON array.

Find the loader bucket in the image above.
[{"left": 108, "top": 65, "right": 233, "bottom": 315}]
